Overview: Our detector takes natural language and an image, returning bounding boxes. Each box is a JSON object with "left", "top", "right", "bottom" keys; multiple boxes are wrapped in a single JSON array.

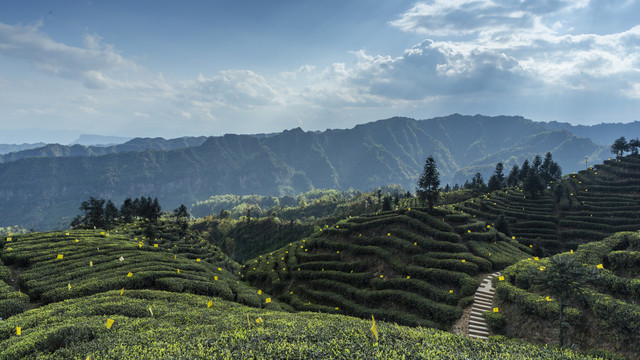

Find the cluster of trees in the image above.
[
  {"left": 71, "top": 196, "right": 190, "bottom": 230},
  {"left": 416, "top": 152, "right": 562, "bottom": 207},
  {"left": 480, "top": 153, "right": 561, "bottom": 199},
  {"left": 611, "top": 136, "right": 640, "bottom": 158}
]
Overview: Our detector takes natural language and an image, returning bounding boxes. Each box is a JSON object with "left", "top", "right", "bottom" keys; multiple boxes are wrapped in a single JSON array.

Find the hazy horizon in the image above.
[{"left": 2, "top": 1, "right": 640, "bottom": 143}]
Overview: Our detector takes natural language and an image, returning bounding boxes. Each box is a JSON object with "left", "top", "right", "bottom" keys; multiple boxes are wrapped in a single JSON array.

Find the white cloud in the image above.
[{"left": 133, "top": 111, "right": 149, "bottom": 118}]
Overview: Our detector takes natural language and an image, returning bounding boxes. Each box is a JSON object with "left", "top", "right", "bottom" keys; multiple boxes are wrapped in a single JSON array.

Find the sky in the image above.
[{"left": 1, "top": 0, "right": 640, "bottom": 143}]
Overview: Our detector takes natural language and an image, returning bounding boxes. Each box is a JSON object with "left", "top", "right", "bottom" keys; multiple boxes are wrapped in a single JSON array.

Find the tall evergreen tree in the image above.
[
  {"left": 507, "top": 165, "right": 520, "bottom": 187},
  {"left": 120, "top": 197, "right": 134, "bottom": 223},
  {"left": 487, "top": 162, "right": 505, "bottom": 192},
  {"left": 104, "top": 200, "right": 119, "bottom": 229},
  {"left": 416, "top": 156, "right": 440, "bottom": 210},
  {"left": 519, "top": 159, "right": 531, "bottom": 182}
]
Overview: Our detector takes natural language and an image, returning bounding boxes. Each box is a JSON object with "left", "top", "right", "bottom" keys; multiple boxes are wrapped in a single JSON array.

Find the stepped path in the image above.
[{"left": 467, "top": 272, "right": 500, "bottom": 340}]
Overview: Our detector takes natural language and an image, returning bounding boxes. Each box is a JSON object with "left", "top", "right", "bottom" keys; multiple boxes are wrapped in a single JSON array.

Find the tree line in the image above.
[
  {"left": 611, "top": 136, "right": 640, "bottom": 158},
  {"left": 71, "top": 196, "right": 190, "bottom": 230},
  {"left": 416, "top": 152, "right": 562, "bottom": 208}
]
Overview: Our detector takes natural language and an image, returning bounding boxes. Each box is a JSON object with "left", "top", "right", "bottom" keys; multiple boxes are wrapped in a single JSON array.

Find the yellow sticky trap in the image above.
[
  {"left": 512, "top": 236, "right": 516, "bottom": 240},
  {"left": 106, "top": 318, "right": 114, "bottom": 329},
  {"left": 68, "top": 283, "right": 71, "bottom": 290},
  {"left": 467, "top": 230, "right": 471, "bottom": 233},
  {"left": 498, "top": 276, "right": 504, "bottom": 281},
  {"left": 139, "top": 242, "right": 142, "bottom": 248},
  {"left": 449, "top": 290, "right": 454, "bottom": 293},
  {"left": 256, "top": 317, "right": 263, "bottom": 324},
  {"left": 100, "top": 232, "right": 105, "bottom": 235},
  {"left": 529, "top": 245, "right": 533, "bottom": 248},
  {"left": 461, "top": 260, "right": 466, "bottom": 263},
  {"left": 218, "top": 267, "right": 222, "bottom": 271},
  {"left": 57, "top": 254, "right": 63, "bottom": 260},
  {"left": 596, "top": 264, "right": 604, "bottom": 269},
  {"left": 207, "top": 299, "right": 213, "bottom": 308},
  {"left": 387, "top": 233, "right": 390, "bottom": 236},
  {"left": 177, "top": 269, "right": 180, "bottom": 274},
  {"left": 154, "top": 244, "right": 158, "bottom": 248},
  {"left": 370, "top": 315, "right": 378, "bottom": 341},
  {"left": 258, "top": 290, "right": 262, "bottom": 295},
  {"left": 265, "top": 297, "right": 271, "bottom": 303},
  {"left": 534, "top": 257, "right": 539, "bottom": 261},
  {"left": 65, "top": 232, "right": 70, "bottom": 236},
  {"left": 120, "top": 288, "right": 124, "bottom": 296},
  {"left": 540, "top": 266, "right": 546, "bottom": 271},
  {"left": 379, "top": 275, "right": 384, "bottom": 278},
  {"left": 196, "top": 258, "right": 201, "bottom": 262},
  {"left": 148, "top": 307, "right": 153, "bottom": 316},
  {"left": 89, "top": 261, "right": 93, "bottom": 267},
  {"left": 486, "top": 225, "right": 490, "bottom": 228},
  {"left": 545, "top": 296, "right": 552, "bottom": 301},
  {"left": 570, "top": 249, "right": 574, "bottom": 254},
  {"left": 214, "top": 276, "right": 218, "bottom": 281},
  {"left": 127, "top": 272, "right": 133, "bottom": 277},
  {"left": 408, "top": 208, "right": 411, "bottom": 211},
  {"left": 493, "top": 308, "right": 499, "bottom": 313},
  {"left": 75, "top": 239, "right": 79, "bottom": 243},
  {"left": 407, "top": 276, "right": 410, "bottom": 279},
  {"left": 5, "top": 237, "right": 10, "bottom": 242},
  {"left": 16, "top": 327, "right": 21, "bottom": 336}
]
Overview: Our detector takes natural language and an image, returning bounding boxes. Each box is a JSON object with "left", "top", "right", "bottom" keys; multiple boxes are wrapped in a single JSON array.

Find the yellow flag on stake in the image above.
[
  {"left": 106, "top": 318, "right": 114, "bottom": 329},
  {"left": 370, "top": 315, "right": 378, "bottom": 341},
  {"left": 265, "top": 298, "right": 271, "bottom": 303},
  {"left": 127, "top": 272, "right": 133, "bottom": 277},
  {"left": 16, "top": 327, "right": 21, "bottom": 336},
  {"left": 499, "top": 276, "right": 504, "bottom": 281},
  {"left": 207, "top": 299, "right": 213, "bottom": 308},
  {"left": 214, "top": 276, "right": 218, "bottom": 281},
  {"left": 258, "top": 289, "right": 262, "bottom": 295},
  {"left": 493, "top": 308, "right": 499, "bottom": 312},
  {"left": 597, "top": 264, "right": 604, "bottom": 269},
  {"left": 68, "top": 283, "right": 71, "bottom": 291},
  {"left": 89, "top": 261, "right": 93, "bottom": 267},
  {"left": 177, "top": 269, "right": 180, "bottom": 274},
  {"left": 57, "top": 254, "right": 63, "bottom": 260},
  {"left": 120, "top": 288, "right": 124, "bottom": 296}
]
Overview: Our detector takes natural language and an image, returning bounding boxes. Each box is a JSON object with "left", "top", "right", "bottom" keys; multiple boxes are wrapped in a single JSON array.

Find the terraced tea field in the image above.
[
  {"left": 494, "top": 231, "right": 640, "bottom": 358},
  {"left": 453, "top": 155, "right": 640, "bottom": 255},
  {"left": 244, "top": 208, "right": 530, "bottom": 329}
]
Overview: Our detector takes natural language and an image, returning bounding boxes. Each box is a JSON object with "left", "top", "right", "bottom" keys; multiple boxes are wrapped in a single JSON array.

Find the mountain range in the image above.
[{"left": 0, "top": 114, "right": 617, "bottom": 230}]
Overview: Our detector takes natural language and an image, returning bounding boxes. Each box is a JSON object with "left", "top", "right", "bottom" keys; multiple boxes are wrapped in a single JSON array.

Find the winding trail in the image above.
[{"left": 467, "top": 272, "right": 500, "bottom": 340}]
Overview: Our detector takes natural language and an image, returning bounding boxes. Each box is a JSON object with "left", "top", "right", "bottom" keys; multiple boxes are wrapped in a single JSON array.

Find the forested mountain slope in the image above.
[{"left": 0, "top": 114, "right": 606, "bottom": 230}]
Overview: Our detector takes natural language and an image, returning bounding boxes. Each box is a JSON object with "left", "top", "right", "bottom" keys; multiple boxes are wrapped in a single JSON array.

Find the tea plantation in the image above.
[
  {"left": 453, "top": 155, "right": 640, "bottom": 255},
  {"left": 494, "top": 231, "right": 640, "bottom": 358},
  {"left": 243, "top": 207, "right": 530, "bottom": 330},
  {"left": 0, "top": 290, "right": 598, "bottom": 359}
]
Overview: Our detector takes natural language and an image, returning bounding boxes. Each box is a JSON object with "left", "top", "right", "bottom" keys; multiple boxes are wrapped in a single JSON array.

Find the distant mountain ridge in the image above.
[
  {"left": 542, "top": 120, "right": 640, "bottom": 145},
  {"left": 0, "top": 114, "right": 609, "bottom": 230},
  {"left": 0, "top": 136, "right": 208, "bottom": 164}
]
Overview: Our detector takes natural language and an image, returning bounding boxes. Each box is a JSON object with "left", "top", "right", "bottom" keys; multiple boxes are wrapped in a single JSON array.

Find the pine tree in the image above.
[{"left": 416, "top": 156, "right": 440, "bottom": 210}]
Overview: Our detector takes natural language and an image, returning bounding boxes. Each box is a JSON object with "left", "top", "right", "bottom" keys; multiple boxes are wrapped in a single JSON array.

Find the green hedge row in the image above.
[{"left": 495, "top": 281, "right": 581, "bottom": 324}]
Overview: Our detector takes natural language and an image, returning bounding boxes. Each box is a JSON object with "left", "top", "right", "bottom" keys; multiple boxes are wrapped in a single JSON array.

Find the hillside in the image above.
[
  {"left": 453, "top": 155, "right": 640, "bottom": 256},
  {"left": 494, "top": 231, "right": 640, "bottom": 359},
  {"left": 0, "top": 114, "right": 607, "bottom": 230},
  {"left": 0, "top": 226, "right": 600, "bottom": 359},
  {"left": 243, "top": 207, "right": 530, "bottom": 330}
]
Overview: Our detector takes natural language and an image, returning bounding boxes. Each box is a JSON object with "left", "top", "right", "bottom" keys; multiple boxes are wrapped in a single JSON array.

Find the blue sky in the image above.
[{"left": 1, "top": 0, "right": 640, "bottom": 143}]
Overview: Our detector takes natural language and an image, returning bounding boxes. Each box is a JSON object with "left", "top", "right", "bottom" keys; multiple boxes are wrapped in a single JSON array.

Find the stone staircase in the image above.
[{"left": 468, "top": 272, "right": 500, "bottom": 340}]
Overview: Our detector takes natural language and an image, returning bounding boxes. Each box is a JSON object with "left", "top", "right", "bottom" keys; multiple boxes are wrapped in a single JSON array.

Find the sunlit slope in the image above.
[
  {"left": 243, "top": 208, "right": 530, "bottom": 330},
  {"left": 453, "top": 155, "right": 640, "bottom": 255},
  {"left": 0, "top": 228, "right": 277, "bottom": 311},
  {"left": 495, "top": 231, "right": 640, "bottom": 359},
  {"left": 0, "top": 289, "right": 597, "bottom": 360}
]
